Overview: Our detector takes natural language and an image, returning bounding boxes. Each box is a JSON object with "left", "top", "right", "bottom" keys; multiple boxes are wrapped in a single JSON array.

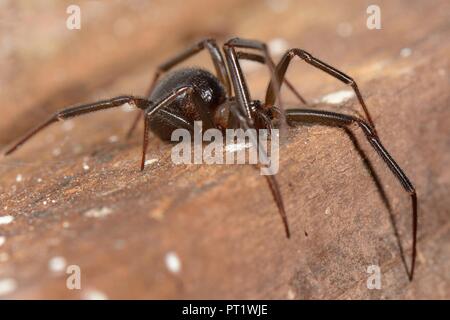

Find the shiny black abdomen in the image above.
[{"left": 149, "top": 68, "right": 226, "bottom": 141}]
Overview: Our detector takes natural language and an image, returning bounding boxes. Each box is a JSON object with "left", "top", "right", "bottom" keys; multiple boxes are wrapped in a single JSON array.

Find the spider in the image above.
[{"left": 3, "top": 37, "right": 417, "bottom": 280}]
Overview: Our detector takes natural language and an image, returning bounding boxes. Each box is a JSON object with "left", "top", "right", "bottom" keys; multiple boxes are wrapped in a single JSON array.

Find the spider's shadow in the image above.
[{"left": 342, "top": 127, "right": 411, "bottom": 279}]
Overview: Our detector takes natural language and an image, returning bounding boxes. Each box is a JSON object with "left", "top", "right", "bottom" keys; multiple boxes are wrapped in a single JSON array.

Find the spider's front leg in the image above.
[
  {"left": 3, "top": 96, "right": 149, "bottom": 156},
  {"left": 225, "top": 37, "right": 308, "bottom": 109},
  {"left": 224, "top": 37, "right": 285, "bottom": 117},
  {"left": 224, "top": 37, "right": 297, "bottom": 134},
  {"left": 222, "top": 42, "right": 290, "bottom": 237}
]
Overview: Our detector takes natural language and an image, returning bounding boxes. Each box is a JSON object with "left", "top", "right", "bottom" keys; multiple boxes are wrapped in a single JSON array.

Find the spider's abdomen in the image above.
[{"left": 149, "top": 68, "right": 226, "bottom": 140}]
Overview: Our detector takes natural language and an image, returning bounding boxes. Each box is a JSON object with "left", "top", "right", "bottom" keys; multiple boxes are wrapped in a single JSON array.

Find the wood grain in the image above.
[{"left": 0, "top": 0, "right": 449, "bottom": 299}]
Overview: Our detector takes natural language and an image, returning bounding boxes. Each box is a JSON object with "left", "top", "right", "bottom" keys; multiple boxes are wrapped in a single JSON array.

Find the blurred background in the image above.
[{"left": 0, "top": 0, "right": 448, "bottom": 299}]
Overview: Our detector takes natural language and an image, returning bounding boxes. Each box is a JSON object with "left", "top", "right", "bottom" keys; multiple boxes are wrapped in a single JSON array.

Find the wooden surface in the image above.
[{"left": 0, "top": 0, "right": 449, "bottom": 299}]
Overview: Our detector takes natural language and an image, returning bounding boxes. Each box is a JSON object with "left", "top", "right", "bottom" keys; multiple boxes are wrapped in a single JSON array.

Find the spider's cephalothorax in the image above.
[{"left": 3, "top": 37, "right": 418, "bottom": 281}]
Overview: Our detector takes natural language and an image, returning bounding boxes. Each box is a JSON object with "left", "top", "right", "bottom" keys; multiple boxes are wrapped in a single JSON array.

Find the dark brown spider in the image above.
[{"left": 3, "top": 37, "right": 417, "bottom": 280}]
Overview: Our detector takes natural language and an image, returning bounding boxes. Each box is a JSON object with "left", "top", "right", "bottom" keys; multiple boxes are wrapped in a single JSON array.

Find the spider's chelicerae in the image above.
[{"left": 3, "top": 38, "right": 417, "bottom": 280}]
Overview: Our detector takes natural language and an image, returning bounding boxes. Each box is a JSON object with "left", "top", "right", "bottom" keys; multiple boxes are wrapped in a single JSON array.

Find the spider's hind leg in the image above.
[
  {"left": 268, "top": 49, "right": 377, "bottom": 134},
  {"left": 286, "top": 108, "right": 417, "bottom": 280},
  {"left": 236, "top": 51, "right": 307, "bottom": 105}
]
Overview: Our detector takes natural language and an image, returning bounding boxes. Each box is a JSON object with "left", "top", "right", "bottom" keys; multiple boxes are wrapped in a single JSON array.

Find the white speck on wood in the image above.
[
  {"left": 287, "top": 288, "right": 296, "bottom": 300},
  {"left": 320, "top": 90, "right": 355, "bottom": 104},
  {"left": 0, "top": 215, "right": 14, "bottom": 225},
  {"left": 84, "top": 207, "right": 113, "bottom": 218},
  {"left": 52, "top": 148, "right": 61, "bottom": 157},
  {"left": 15, "top": 174, "right": 23, "bottom": 182},
  {"left": 325, "top": 207, "right": 331, "bottom": 215},
  {"left": 48, "top": 256, "right": 67, "bottom": 273},
  {"left": 400, "top": 48, "right": 412, "bottom": 58},
  {"left": 165, "top": 251, "right": 181, "bottom": 274},
  {"left": 108, "top": 135, "right": 119, "bottom": 143},
  {"left": 82, "top": 163, "right": 90, "bottom": 171},
  {"left": 0, "top": 236, "right": 5, "bottom": 247},
  {"left": 83, "top": 289, "right": 108, "bottom": 300},
  {"left": 144, "top": 158, "right": 158, "bottom": 166},
  {"left": 62, "top": 120, "right": 75, "bottom": 131},
  {"left": 0, "top": 278, "right": 17, "bottom": 296},
  {"left": 268, "top": 38, "right": 289, "bottom": 56}
]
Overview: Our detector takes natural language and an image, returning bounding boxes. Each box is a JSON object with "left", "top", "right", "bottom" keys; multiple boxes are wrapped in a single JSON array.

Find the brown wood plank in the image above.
[{"left": 0, "top": 0, "right": 449, "bottom": 299}]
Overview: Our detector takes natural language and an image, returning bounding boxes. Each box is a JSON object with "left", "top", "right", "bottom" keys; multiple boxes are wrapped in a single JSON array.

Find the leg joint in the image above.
[
  {"left": 354, "top": 117, "right": 376, "bottom": 137},
  {"left": 203, "top": 38, "right": 216, "bottom": 45},
  {"left": 224, "top": 37, "right": 268, "bottom": 51},
  {"left": 289, "top": 48, "right": 312, "bottom": 61},
  {"left": 347, "top": 78, "right": 356, "bottom": 87}
]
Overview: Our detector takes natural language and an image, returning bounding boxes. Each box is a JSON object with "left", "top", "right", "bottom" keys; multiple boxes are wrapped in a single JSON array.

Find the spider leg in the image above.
[
  {"left": 237, "top": 51, "right": 307, "bottom": 105},
  {"left": 223, "top": 42, "right": 290, "bottom": 238},
  {"left": 223, "top": 43, "right": 253, "bottom": 121},
  {"left": 224, "top": 38, "right": 285, "bottom": 115},
  {"left": 125, "top": 110, "right": 144, "bottom": 139},
  {"left": 286, "top": 108, "right": 417, "bottom": 280},
  {"left": 268, "top": 49, "right": 377, "bottom": 135},
  {"left": 4, "top": 96, "right": 149, "bottom": 156},
  {"left": 126, "top": 38, "right": 230, "bottom": 138},
  {"left": 225, "top": 38, "right": 291, "bottom": 140}
]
